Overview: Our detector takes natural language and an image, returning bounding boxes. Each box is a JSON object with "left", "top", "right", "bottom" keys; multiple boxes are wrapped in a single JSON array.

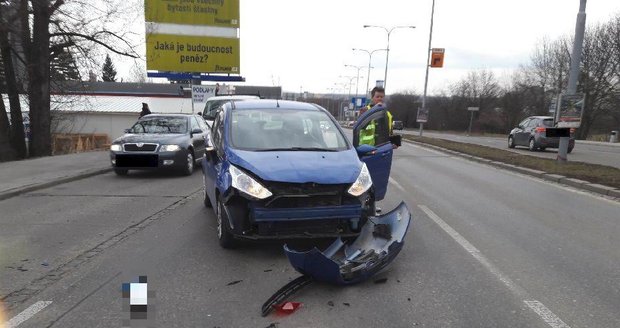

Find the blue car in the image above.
[{"left": 201, "top": 99, "right": 398, "bottom": 248}]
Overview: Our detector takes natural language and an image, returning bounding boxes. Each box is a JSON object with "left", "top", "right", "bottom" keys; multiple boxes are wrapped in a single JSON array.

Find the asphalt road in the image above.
[
  {"left": 2, "top": 144, "right": 620, "bottom": 327},
  {"left": 400, "top": 130, "right": 620, "bottom": 169}
]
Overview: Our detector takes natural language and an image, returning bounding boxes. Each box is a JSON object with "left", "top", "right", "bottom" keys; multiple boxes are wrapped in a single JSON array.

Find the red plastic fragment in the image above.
[{"left": 273, "top": 302, "right": 302, "bottom": 314}]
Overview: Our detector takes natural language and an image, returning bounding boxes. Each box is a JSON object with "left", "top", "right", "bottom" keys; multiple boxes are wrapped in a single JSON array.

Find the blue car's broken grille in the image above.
[{"left": 264, "top": 182, "right": 349, "bottom": 208}]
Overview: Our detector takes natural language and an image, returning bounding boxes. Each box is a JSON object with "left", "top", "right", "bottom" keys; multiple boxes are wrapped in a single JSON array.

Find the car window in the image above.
[
  {"left": 191, "top": 117, "right": 201, "bottom": 131},
  {"left": 130, "top": 117, "right": 188, "bottom": 134},
  {"left": 542, "top": 119, "right": 554, "bottom": 127},
  {"left": 230, "top": 109, "right": 348, "bottom": 151},
  {"left": 358, "top": 114, "right": 390, "bottom": 146},
  {"left": 527, "top": 119, "right": 539, "bottom": 128},
  {"left": 518, "top": 118, "right": 530, "bottom": 127},
  {"left": 203, "top": 100, "right": 229, "bottom": 120}
]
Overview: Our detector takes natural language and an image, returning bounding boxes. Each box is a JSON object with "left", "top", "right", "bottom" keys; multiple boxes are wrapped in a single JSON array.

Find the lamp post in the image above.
[
  {"left": 353, "top": 48, "right": 386, "bottom": 97},
  {"left": 344, "top": 64, "right": 365, "bottom": 97},
  {"left": 363, "top": 25, "right": 415, "bottom": 91}
]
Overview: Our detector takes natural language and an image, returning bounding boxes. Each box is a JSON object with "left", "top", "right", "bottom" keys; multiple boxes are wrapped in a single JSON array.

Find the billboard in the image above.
[
  {"left": 145, "top": 0, "right": 240, "bottom": 74},
  {"left": 145, "top": 0, "right": 239, "bottom": 28},
  {"left": 146, "top": 34, "right": 239, "bottom": 72}
]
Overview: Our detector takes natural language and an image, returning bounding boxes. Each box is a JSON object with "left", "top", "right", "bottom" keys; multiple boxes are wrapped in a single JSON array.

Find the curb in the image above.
[
  {"left": 403, "top": 139, "right": 620, "bottom": 200},
  {"left": 0, "top": 167, "right": 113, "bottom": 201}
]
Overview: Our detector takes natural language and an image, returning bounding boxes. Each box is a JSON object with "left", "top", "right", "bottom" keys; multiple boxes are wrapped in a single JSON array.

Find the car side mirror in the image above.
[
  {"left": 356, "top": 144, "right": 377, "bottom": 156},
  {"left": 518, "top": 124, "right": 523, "bottom": 129},
  {"left": 205, "top": 146, "right": 216, "bottom": 162},
  {"left": 389, "top": 134, "right": 402, "bottom": 147},
  {"left": 191, "top": 128, "right": 203, "bottom": 135}
]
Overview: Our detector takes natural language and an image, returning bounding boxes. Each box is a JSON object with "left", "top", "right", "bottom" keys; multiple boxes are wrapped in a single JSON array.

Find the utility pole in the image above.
[{"left": 419, "top": 0, "right": 436, "bottom": 137}]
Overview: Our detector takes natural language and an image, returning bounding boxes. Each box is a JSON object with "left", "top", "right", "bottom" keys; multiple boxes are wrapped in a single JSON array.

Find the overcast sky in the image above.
[{"left": 118, "top": 0, "right": 620, "bottom": 96}]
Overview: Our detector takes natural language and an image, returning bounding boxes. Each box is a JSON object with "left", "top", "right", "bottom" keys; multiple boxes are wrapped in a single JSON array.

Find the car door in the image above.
[
  {"left": 514, "top": 118, "right": 531, "bottom": 145},
  {"left": 352, "top": 107, "right": 393, "bottom": 201},
  {"left": 203, "top": 110, "right": 225, "bottom": 208},
  {"left": 191, "top": 116, "right": 207, "bottom": 160}
]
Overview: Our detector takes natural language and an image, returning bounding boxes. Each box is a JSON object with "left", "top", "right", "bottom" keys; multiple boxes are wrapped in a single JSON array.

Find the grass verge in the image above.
[{"left": 403, "top": 135, "right": 620, "bottom": 190}]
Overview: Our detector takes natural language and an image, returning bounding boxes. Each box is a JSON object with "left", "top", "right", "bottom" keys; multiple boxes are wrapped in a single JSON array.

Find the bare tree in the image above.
[{"left": 0, "top": 0, "right": 140, "bottom": 157}]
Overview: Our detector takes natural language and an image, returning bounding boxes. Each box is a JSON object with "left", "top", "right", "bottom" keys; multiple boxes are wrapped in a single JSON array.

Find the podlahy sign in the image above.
[
  {"left": 191, "top": 85, "right": 217, "bottom": 103},
  {"left": 145, "top": 0, "right": 240, "bottom": 74}
]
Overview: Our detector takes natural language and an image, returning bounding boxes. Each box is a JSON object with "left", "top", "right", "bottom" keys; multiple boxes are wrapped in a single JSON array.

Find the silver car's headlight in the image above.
[
  {"left": 229, "top": 165, "right": 272, "bottom": 199},
  {"left": 348, "top": 163, "right": 373, "bottom": 196},
  {"left": 110, "top": 144, "right": 122, "bottom": 151},
  {"left": 160, "top": 145, "right": 180, "bottom": 152}
]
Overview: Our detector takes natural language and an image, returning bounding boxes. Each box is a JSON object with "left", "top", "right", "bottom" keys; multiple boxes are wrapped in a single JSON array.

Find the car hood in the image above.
[
  {"left": 227, "top": 148, "right": 361, "bottom": 184},
  {"left": 114, "top": 134, "right": 187, "bottom": 144}
]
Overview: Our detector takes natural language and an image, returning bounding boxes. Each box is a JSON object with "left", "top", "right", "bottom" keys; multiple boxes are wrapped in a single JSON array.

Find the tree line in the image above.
[{"left": 385, "top": 13, "right": 620, "bottom": 139}]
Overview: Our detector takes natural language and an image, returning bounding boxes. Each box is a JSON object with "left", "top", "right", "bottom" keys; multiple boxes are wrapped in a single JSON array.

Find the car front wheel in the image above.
[
  {"left": 181, "top": 151, "right": 194, "bottom": 175},
  {"left": 508, "top": 136, "right": 515, "bottom": 148},
  {"left": 216, "top": 197, "right": 236, "bottom": 249},
  {"left": 528, "top": 138, "right": 537, "bottom": 151}
]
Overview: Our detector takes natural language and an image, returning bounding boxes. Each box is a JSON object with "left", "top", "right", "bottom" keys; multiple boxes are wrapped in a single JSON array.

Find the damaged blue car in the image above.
[{"left": 202, "top": 99, "right": 402, "bottom": 248}]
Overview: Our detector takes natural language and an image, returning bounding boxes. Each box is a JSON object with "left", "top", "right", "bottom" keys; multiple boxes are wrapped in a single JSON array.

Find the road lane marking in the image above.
[
  {"left": 389, "top": 177, "right": 406, "bottom": 192},
  {"left": 418, "top": 205, "right": 571, "bottom": 328},
  {"left": 6, "top": 301, "right": 52, "bottom": 328}
]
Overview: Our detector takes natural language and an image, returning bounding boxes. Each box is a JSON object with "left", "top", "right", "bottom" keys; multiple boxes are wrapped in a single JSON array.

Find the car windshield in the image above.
[
  {"left": 203, "top": 100, "right": 231, "bottom": 120},
  {"left": 230, "top": 109, "right": 348, "bottom": 151},
  {"left": 129, "top": 117, "right": 187, "bottom": 134}
]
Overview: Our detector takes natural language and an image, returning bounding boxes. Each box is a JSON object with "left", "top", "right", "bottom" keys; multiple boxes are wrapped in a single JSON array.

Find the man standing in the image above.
[
  {"left": 139, "top": 103, "right": 151, "bottom": 118},
  {"left": 359, "top": 86, "right": 385, "bottom": 117}
]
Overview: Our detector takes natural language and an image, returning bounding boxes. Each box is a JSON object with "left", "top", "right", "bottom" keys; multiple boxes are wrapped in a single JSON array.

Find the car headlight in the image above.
[
  {"left": 110, "top": 144, "right": 122, "bottom": 151},
  {"left": 229, "top": 165, "right": 272, "bottom": 199},
  {"left": 348, "top": 163, "right": 373, "bottom": 196},
  {"left": 160, "top": 145, "right": 180, "bottom": 152}
]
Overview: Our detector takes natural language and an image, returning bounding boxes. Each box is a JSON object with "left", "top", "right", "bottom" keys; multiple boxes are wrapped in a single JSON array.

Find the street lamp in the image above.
[
  {"left": 363, "top": 24, "right": 415, "bottom": 91},
  {"left": 344, "top": 64, "right": 365, "bottom": 97},
  {"left": 353, "top": 48, "right": 386, "bottom": 97}
]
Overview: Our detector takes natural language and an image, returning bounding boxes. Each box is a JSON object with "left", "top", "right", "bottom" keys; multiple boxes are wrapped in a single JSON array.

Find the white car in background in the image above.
[{"left": 201, "top": 95, "right": 259, "bottom": 127}]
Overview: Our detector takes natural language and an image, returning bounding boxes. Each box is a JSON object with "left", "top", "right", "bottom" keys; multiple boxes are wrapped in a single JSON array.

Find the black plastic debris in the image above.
[
  {"left": 264, "top": 269, "right": 273, "bottom": 272},
  {"left": 374, "top": 278, "right": 388, "bottom": 284},
  {"left": 227, "top": 280, "right": 243, "bottom": 286},
  {"left": 327, "top": 301, "right": 334, "bottom": 307},
  {"left": 343, "top": 302, "right": 350, "bottom": 306}
]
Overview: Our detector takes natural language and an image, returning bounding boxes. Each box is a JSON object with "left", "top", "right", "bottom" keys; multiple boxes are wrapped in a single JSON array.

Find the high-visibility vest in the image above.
[{"left": 359, "top": 121, "right": 376, "bottom": 146}]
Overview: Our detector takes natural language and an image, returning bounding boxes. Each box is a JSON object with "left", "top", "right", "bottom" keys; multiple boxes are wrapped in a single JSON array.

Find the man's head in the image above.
[{"left": 370, "top": 87, "right": 385, "bottom": 105}]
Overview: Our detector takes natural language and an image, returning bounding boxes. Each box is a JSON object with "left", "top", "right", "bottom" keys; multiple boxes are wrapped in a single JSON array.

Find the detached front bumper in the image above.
[{"left": 283, "top": 201, "right": 411, "bottom": 285}]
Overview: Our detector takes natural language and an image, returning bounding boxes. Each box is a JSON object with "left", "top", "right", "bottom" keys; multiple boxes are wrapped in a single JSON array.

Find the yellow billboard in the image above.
[
  {"left": 145, "top": 0, "right": 240, "bottom": 28},
  {"left": 146, "top": 33, "right": 240, "bottom": 73}
]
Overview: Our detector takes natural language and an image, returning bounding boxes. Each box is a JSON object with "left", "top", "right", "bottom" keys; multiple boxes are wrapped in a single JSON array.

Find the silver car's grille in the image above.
[{"left": 123, "top": 143, "right": 159, "bottom": 152}]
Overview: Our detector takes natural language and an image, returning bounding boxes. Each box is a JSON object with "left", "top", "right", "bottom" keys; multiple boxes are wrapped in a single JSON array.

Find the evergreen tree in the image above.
[
  {"left": 102, "top": 54, "right": 117, "bottom": 82},
  {"left": 50, "top": 49, "right": 80, "bottom": 81}
]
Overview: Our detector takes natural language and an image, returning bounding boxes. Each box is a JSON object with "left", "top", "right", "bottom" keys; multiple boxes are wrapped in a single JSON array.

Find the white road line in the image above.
[
  {"left": 6, "top": 301, "right": 52, "bottom": 328},
  {"left": 418, "top": 205, "right": 571, "bottom": 328},
  {"left": 389, "top": 177, "right": 406, "bottom": 192}
]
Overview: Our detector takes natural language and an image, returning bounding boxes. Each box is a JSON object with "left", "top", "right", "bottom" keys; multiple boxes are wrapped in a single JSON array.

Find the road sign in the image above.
[
  {"left": 431, "top": 48, "right": 445, "bottom": 68},
  {"left": 191, "top": 85, "right": 217, "bottom": 104},
  {"left": 556, "top": 93, "right": 584, "bottom": 128},
  {"left": 416, "top": 107, "right": 428, "bottom": 123},
  {"left": 467, "top": 107, "right": 479, "bottom": 111}
]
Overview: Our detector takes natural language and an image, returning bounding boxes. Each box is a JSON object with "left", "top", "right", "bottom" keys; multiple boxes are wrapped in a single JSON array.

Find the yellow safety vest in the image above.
[{"left": 359, "top": 121, "right": 376, "bottom": 146}]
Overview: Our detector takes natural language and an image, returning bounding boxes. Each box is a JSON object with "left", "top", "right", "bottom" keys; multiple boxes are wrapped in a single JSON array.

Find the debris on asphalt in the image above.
[
  {"left": 274, "top": 302, "right": 302, "bottom": 315},
  {"left": 264, "top": 269, "right": 273, "bottom": 272},
  {"left": 343, "top": 302, "right": 350, "bottom": 306},
  {"left": 327, "top": 301, "right": 334, "bottom": 307},
  {"left": 374, "top": 278, "right": 388, "bottom": 284},
  {"left": 17, "top": 267, "right": 28, "bottom": 272},
  {"left": 41, "top": 261, "right": 49, "bottom": 267},
  {"left": 397, "top": 279, "right": 401, "bottom": 283},
  {"left": 408, "top": 298, "right": 411, "bottom": 302},
  {"left": 226, "top": 280, "right": 243, "bottom": 286},
  {"left": 265, "top": 322, "right": 279, "bottom": 328},
  {"left": 261, "top": 276, "right": 312, "bottom": 317}
]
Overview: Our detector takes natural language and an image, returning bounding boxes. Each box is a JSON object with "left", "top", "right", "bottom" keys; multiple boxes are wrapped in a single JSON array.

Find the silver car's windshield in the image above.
[
  {"left": 203, "top": 100, "right": 230, "bottom": 120},
  {"left": 230, "top": 109, "right": 348, "bottom": 151},
  {"left": 130, "top": 117, "right": 188, "bottom": 134}
]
